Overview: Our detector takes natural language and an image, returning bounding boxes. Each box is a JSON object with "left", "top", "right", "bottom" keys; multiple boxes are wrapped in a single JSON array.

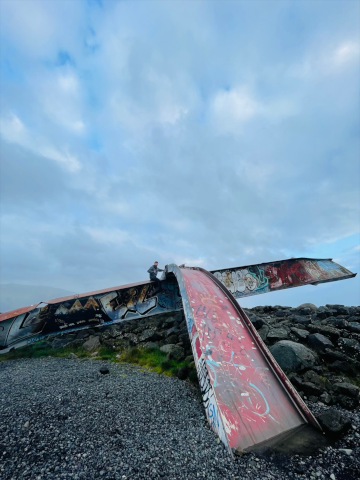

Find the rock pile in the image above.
[
  {"left": 246, "top": 303, "right": 360, "bottom": 410},
  {"left": 46, "top": 303, "right": 360, "bottom": 411}
]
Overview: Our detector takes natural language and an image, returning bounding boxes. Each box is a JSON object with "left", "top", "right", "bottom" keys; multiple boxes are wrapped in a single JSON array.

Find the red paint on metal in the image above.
[
  {"left": 0, "top": 305, "right": 39, "bottom": 322},
  {"left": 180, "top": 267, "right": 318, "bottom": 452},
  {"left": 0, "top": 280, "right": 153, "bottom": 323}
]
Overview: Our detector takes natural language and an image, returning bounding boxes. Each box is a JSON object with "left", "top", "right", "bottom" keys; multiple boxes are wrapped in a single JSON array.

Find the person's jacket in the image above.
[{"left": 147, "top": 265, "right": 163, "bottom": 280}]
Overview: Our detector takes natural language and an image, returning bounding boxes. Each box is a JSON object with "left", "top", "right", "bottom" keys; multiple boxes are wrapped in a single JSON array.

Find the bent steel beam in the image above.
[
  {"left": 166, "top": 264, "right": 322, "bottom": 454},
  {"left": 0, "top": 258, "right": 356, "bottom": 352},
  {"left": 0, "top": 278, "right": 182, "bottom": 351},
  {"left": 211, "top": 257, "right": 356, "bottom": 299}
]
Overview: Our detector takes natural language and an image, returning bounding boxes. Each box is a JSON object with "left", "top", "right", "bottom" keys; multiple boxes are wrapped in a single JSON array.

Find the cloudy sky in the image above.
[{"left": 0, "top": 0, "right": 359, "bottom": 312}]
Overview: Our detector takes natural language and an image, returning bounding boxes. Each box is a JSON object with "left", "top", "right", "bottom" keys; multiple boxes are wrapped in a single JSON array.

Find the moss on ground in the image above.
[{"left": 0, "top": 341, "right": 198, "bottom": 383}]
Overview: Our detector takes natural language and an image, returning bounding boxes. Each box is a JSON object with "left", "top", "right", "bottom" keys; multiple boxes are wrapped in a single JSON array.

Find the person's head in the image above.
[{"left": 154, "top": 261, "right": 158, "bottom": 266}]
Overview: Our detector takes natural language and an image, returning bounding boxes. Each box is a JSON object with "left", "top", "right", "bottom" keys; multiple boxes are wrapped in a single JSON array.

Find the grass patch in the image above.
[
  {"left": 0, "top": 342, "right": 198, "bottom": 383},
  {"left": 116, "top": 346, "right": 194, "bottom": 378},
  {"left": 0, "top": 341, "right": 88, "bottom": 361}
]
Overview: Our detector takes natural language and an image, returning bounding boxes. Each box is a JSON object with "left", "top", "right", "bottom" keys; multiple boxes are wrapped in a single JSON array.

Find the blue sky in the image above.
[{"left": 0, "top": 0, "right": 359, "bottom": 312}]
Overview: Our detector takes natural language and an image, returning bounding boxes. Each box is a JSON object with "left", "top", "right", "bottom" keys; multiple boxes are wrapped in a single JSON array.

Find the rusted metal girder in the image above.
[
  {"left": 166, "top": 264, "right": 323, "bottom": 454},
  {"left": 211, "top": 257, "right": 356, "bottom": 299},
  {"left": 0, "top": 258, "right": 355, "bottom": 353},
  {"left": 0, "top": 258, "right": 356, "bottom": 454}
]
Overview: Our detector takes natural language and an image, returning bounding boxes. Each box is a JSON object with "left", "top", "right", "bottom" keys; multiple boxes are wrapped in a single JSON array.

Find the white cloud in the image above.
[
  {"left": 0, "top": 113, "right": 81, "bottom": 172},
  {"left": 290, "top": 39, "right": 360, "bottom": 79},
  {"left": 83, "top": 226, "right": 131, "bottom": 246},
  {"left": 210, "top": 87, "right": 261, "bottom": 134},
  {"left": 332, "top": 41, "right": 360, "bottom": 67}
]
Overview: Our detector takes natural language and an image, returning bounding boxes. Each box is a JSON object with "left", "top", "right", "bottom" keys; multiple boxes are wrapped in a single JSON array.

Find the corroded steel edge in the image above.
[
  {"left": 166, "top": 264, "right": 318, "bottom": 454},
  {"left": 165, "top": 264, "right": 233, "bottom": 456},
  {"left": 200, "top": 267, "right": 322, "bottom": 433},
  {"left": 211, "top": 258, "right": 356, "bottom": 300},
  {"left": 1, "top": 258, "right": 355, "bottom": 321}
]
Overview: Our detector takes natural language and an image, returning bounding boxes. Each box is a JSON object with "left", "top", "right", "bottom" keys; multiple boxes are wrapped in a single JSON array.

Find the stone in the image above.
[
  {"left": 326, "top": 316, "right": 348, "bottom": 329},
  {"left": 338, "top": 338, "right": 360, "bottom": 358},
  {"left": 349, "top": 322, "right": 360, "bottom": 334},
  {"left": 269, "top": 340, "right": 317, "bottom": 373},
  {"left": 291, "top": 315, "right": 312, "bottom": 326},
  {"left": 251, "top": 316, "right": 268, "bottom": 330},
  {"left": 307, "top": 333, "right": 334, "bottom": 351},
  {"left": 160, "top": 344, "right": 185, "bottom": 361},
  {"left": 176, "top": 367, "right": 189, "bottom": 380},
  {"left": 316, "top": 408, "right": 351, "bottom": 438},
  {"left": 257, "top": 325, "right": 269, "bottom": 342},
  {"left": 332, "top": 382, "right": 359, "bottom": 398},
  {"left": 99, "top": 367, "right": 109, "bottom": 375},
  {"left": 139, "top": 329, "right": 161, "bottom": 342},
  {"left": 291, "top": 327, "right": 309, "bottom": 340},
  {"left": 307, "top": 325, "right": 341, "bottom": 342},
  {"left": 83, "top": 335, "right": 101, "bottom": 351},
  {"left": 298, "top": 303, "right": 318, "bottom": 311},
  {"left": 267, "top": 327, "right": 289, "bottom": 341}
]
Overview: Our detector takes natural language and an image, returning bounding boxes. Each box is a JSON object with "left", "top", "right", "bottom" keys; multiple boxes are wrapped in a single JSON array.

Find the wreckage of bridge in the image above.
[{"left": 0, "top": 257, "right": 356, "bottom": 455}]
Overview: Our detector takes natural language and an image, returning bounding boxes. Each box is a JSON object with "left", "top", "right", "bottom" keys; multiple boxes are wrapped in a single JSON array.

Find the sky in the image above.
[{"left": 0, "top": 0, "right": 359, "bottom": 313}]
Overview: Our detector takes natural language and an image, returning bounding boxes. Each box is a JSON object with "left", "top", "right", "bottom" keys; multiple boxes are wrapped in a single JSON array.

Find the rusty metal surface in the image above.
[
  {"left": 0, "top": 278, "right": 182, "bottom": 351},
  {"left": 211, "top": 258, "right": 356, "bottom": 299},
  {"left": 0, "top": 257, "right": 356, "bottom": 354},
  {"left": 166, "top": 264, "right": 320, "bottom": 453}
]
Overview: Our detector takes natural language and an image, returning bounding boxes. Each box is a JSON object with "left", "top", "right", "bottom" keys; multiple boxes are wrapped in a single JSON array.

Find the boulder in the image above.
[
  {"left": 83, "top": 335, "right": 101, "bottom": 351},
  {"left": 160, "top": 344, "right": 185, "bottom": 361},
  {"left": 316, "top": 408, "right": 351, "bottom": 439},
  {"left": 139, "top": 328, "right": 161, "bottom": 343},
  {"left": 307, "top": 333, "right": 334, "bottom": 351},
  {"left": 291, "top": 327, "right": 309, "bottom": 341},
  {"left": 269, "top": 340, "right": 317, "bottom": 373},
  {"left": 267, "top": 327, "right": 289, "bottom": 342}
]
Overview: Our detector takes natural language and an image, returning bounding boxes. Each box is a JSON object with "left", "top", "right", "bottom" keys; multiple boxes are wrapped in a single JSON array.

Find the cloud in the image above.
[
  {"left": 0, "top": 0, "right": 359, "bottom": 311},
  {"left": 0, "top": 113, "right": 82, "bottom": 172}
]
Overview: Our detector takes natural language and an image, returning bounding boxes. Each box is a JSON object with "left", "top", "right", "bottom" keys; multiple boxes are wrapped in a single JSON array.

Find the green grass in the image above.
[
  {"left": 0, "top": 341, "right": 88, "bottom": 361},
  {"left": 0, "top": 341, "right": 198, "bottom": 382}
]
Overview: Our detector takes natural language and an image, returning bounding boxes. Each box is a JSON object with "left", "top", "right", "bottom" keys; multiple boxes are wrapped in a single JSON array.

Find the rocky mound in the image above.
[{"left": 45, "top": 303, "right": 360, "bottom": 411}]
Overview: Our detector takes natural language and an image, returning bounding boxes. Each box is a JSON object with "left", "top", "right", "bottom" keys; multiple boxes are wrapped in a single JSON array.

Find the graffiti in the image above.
[
  {"left": 100, "top": 285, "right": 158, "bottom": 320},
  {"left": 212, "top": 258, "right": 355, "bottom": 299},
  {"left": 178, "top": 267, "right": 306, "bottom": 452},
  {"left": 0, "top": 279, "right": 181, "bottom": 350}
]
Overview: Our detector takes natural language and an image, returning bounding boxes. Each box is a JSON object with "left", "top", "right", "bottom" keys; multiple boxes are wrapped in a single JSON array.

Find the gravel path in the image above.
[{"left": 0, "top": 358, "right": 359, "bottom": 480}]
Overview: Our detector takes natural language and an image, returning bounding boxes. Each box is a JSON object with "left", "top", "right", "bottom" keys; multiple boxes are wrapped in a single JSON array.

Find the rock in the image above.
[
  {"left": 291, "top": 327, "right": 309, "bottom": 340},
  {"left": 257, "top": 325, "right": 269, "bottom": 342},
  {"left": 267, "top": 327, "right": 289, "bottom": 341},
  {"left": 328, "top": 360, "right": 357, "bottom": 375},
  {"left": 338, "top": 338, "right": 360, "bottom": 359},
  {"left": 316, "top": 408, "right": 351, "bottom": 438},
  {"left": 160, "top": 344, "right": 185, "bottom": 361},
  {"left": 298, "top": 303, "right": 318, "bottom": 311},
  {"left": 301, "top": 381, "right": 323, "bottom": 397},
  {"left": 291, "top": 315, "right": 312, "bottom": 326},
  {"left": 99, "top": 367, "right": 109, "bottom": 375},
  {"left": 269, "top": 340, "right": 317, "bottom": 373},
  {"left": 307, "top": 325, "right": 341, "bottom": 342},
  {"left": 139, "top": 328, "right": 161, "bottom": 342},
  {"left": 142, "top": 342, "right": 159, "bottom": 350},
  {"left": 176, "top": 367, "right": 189, "bottom": 380},
  {"left": 83, "top": 335, "right": 101, "bottom": 351},
  {"left": 326, "top": 316, "right": 348, "bottom": 329},
  {"left": 349, "top": 322, "right": 360, "bottom": 334},
  {"left": 166, "top": 334, "right": 180, "bottom": 344},
  {"left": 308, "top": 333, "right": 334, "bottom": 351},
  {"left": 332, "top": 382, "right": 360, "bottom": 399},
  {"left": 250, "top": 316, "right": 268, "bottom": 330}
]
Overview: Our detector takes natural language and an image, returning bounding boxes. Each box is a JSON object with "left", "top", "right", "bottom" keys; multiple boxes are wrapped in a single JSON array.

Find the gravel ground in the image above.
[{"left": 0, "top": 358, "right": 359, "bottom": 480}]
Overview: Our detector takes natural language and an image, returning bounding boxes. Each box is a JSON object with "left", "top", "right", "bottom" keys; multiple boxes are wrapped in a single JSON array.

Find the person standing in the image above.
[{"left": 147, "top": 261, "right": 164, "bottom": 290}]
